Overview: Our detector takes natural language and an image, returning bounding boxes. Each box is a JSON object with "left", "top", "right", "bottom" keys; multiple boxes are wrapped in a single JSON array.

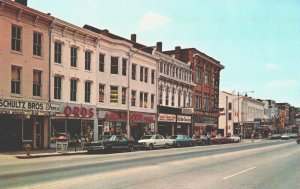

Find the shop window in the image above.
[
  {"left": 110, "top": 86, "right": 118, "bottom": 104},
  {"left": 11, "top": 66, "right": 21, "bottom": 94},
  {"left": 33, "top": 32, "right": 42, "bottom": 56},
  {"left": 23, "top": 119, "right": 33, "bottom": 141},
  {"left": 33, "top": 70, "right": 42, "bottom": 97}
]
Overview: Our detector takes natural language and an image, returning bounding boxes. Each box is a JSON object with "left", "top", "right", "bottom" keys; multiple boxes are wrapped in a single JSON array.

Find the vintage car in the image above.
[
  {"left": 81, "top": 135, "right": 140, "bottom": 153},
  {"left": 228, "top": 135, "right": 241, "bottom": 143},
  {"left": 138, "top": 134, "right": 175, "bottom": 150},
  {"left": 211, "top": 134, "right": 228, "bottom": 144},
  {"left": 171, "top": 135, "right": 195, "bottom": 147},
  {"left": 193, "top": 135, "right": 209, "bottom": 145}
]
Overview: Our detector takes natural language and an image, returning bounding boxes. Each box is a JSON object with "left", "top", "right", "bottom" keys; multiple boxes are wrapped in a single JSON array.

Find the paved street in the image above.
[{"left": 0, "top": 140, "right": 299, "bottom": 189}]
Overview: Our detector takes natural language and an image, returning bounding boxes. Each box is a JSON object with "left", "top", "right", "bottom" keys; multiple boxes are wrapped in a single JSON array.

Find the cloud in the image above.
[
  {"left": 266, "top": 79, "right": 297, "bottom": 89},
  {"left": 139, "top": 11, "right": 170, "bottom": 31},
  {"left": 264, "top": 63, "right": 281, "bottom": 70}
]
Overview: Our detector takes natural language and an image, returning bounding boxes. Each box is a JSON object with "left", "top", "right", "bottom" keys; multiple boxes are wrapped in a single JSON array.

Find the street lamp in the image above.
[
  {"left": 126, "top": 45, "right": 156, "bottom": 138},
  {"left": 237, "top": 91, "right": 254, "bottom": 138}
]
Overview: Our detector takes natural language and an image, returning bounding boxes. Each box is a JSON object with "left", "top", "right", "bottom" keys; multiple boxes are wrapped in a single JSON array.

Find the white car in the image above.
[
  {"left": 228, "top": 135, "right": 241, "bottom": 143},
  {"left": 138, "top": 134, "right": 175, "bottom": 150}
]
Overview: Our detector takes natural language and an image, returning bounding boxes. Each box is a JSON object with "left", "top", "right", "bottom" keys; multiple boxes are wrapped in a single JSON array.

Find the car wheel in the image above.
[
  {"left": 128, "top": 145, "right": 134, "bottom": 152},
  {"left": 149, "top": 144, "right": 154, "bottom": 150},
  {"left": 177, "top": 142, "right": 181, "bottom": 147},
  {"left": 164, "top": 143, "right": 169, "bottom": 149},
  {"left": 189, "top": 142, "right": 193, "bottom": 146},
  {"left": 105, "top": 145, "right": 112, "bottom": 153}
]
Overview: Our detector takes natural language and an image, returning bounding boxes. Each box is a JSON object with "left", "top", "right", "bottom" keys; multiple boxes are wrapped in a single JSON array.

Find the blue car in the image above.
[{"left": 171, "top": 135, "right": 195, "bottom": 147}]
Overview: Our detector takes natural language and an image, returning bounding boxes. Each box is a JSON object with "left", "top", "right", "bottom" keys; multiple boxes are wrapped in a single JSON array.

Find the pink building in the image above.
[{"left": 0, "top": 0, "right": 55, "bottom": 150}]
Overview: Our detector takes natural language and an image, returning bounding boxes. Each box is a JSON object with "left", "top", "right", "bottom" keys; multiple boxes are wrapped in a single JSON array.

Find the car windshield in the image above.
[
  {"left": 141, "top": 135, "right": 153, "bottom": 139},
  {"left": 171, "top": 136, "right": 178, "bottom": 139}
]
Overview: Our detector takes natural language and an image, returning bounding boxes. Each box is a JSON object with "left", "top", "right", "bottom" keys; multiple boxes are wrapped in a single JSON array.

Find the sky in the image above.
[{"left": 29, "top": 0, "right": 300, "bottom": 107}]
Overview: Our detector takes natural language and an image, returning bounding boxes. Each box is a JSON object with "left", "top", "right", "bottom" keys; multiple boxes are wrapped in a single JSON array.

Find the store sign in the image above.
[
  {"left": 194, "top": 115, "right": 218, "bottom": 124},
  {"left": 64, "top": 106, "right": 94, "bottom": 118},
  {"left": 0, "top": 98, "right": 59, "bottom": 112},
  {"left": 158, "top": 114, "right": 176, "bottom": 122},
  {"left": 177, "top": 115, "right": 191, "bottom": 123},
  {"left": 105, "top": 112, "right": 154, "bottom": 123},
  {"left": 181, "top": 108, "right": 194, "bottom": 115}
]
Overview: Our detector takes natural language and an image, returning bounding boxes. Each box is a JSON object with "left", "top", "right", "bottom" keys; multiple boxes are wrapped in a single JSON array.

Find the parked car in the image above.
[
  {"left": 268, "top": 134, "right": 281, "bottom": 140},
  {"left": 228, "top": 135, "right": 241, "bottom": 143},
  {"left": 171, "top": 135, "right": 195, "bottom": 147},
  {"left": 211, "top": 134, "right": 228, "bottom": 144},
  {"left": 193, "top": 135, "right": 209, "bottom": 145},
  {"left": 281, "top": 134, "right": 290, "bottom": 140},
  {"left": 81, "top": 135, "right": 140, "bottom": 153},
  {"left": 287, "top": 133, "right": 298, "bottom": 139},
  {"left": 138, "top": 134, "right": 175, "bottom": 150}
]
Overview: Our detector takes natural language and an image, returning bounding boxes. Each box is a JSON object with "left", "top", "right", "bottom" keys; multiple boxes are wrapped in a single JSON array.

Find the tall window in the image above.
[
  {"left": 33, "top": 70, "right": 42, "bottom": 96},
  {"left": 228, "top": 112, "right": 232, "bottom": 120},
  {"left": 151, "top": 94, "right": 154, "bottom": 109},
  {"left": 54, "top": 76, "right": 62, "bottom": 99},
  {"left": 122, "top": 58, "right": 127, "bottom": 76},
  {"left": 144, "top": 93, "right": 148, "bottom": 108},
  {"left": 204, "top": 93, "right": 209, "bottom": 111},
  {"left": 122, "top": 87, "right": 126, "bottom": 105},
  {"left": 151, "top": 70, "right": 155, "bottom": 84},
  {"left": 85, "top": 82, "right": 91, "bottom": 103},
  {"left": 205, "top": 70, "right": 209, "bottom": 86},
  {"left": 229, "top": 102, "right": 232, "bottom": 110},
  {"left": 33, "top": 32, "right": 42, "bottom": 56},
  {"left": 99, "top": 54, "right": 105, "bottom": 72},
  {"left": 159, "top": 85, "right": 163, "bottom": 105},
  {"left": 160, "top": 62, "right": 163, "bottom": 73},
  {"left": 99, "top": 84, "right": 105, "bottom": 103},
  {"left": 139, "top": 92, "right": 143, "bottom": 107},
  {"left": 183, "top": 91, "right": 186, "bottom": 107},
  {"left": 140, "top": 66, "right": 144, "bottom": 82},
  {"left": 111, "top": 57, "right": 118, "bottom": 74},
  {"left": 85, "top": 51, "right": 91, "bottom": 70},
  {"left": 71, "top": 47, "right": 77, "bottom": 67},
  {"left": 11, "top": 25, "right": 21, "bottom": 52},
  {"left": 70, "top": 79, "right": 77, "bottom": 101},
  {"left": 195, "top": 92, "right": 202, "bottom": 109},
  {"left": 132, "top": 64, "right": 136, "bottom": 80},
  {"left": 131, "top": 90, "right": 136, "bottom": 106},
  {"left": 144, "top": 68, "right": 148, "bottom": 83},
  {"left": 110, "top": 86, "right": 118, "bottom": 104},
  {"left": 54, "top": 42, "right": 62, "bottom": 64},
  {"left": 178, "top": 90, "right": 181, "bottom": 107},
  {"left": 165, "top": 86, "right": 169, "bottom": 106},
  {"left": 171, "top": 88, "right": 175, "bottom": 106},
  {"left": 11, "top": 66, "right": 21, "bottom": 94}
]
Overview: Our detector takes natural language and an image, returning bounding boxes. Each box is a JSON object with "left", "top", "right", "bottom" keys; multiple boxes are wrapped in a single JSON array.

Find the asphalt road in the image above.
[{"left": 0, "top": 140, "right": 299, "bottom": 189}]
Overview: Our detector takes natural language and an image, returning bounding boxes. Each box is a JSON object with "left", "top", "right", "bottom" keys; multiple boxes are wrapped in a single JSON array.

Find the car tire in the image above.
[
  {"left": 127, "top": 145, "right": 134, "bottom": 152},
  {"left": 149, "top": 144, "right": 154, "bottom": 150},
  {"left": 164, "top": 143, "right": 169, "bottom": 149},
  {"left": 177, "top": 143, "right": 181, "bottom": 147},
  {"left": 105, "top": 145, "right": 112, "bottom": 153}
]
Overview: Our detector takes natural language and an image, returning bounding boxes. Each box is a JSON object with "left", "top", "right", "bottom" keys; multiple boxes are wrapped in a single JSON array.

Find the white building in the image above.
[
  {"left": 219, "top": 91, "right": 235, "bottom": 136},
  {"left": 83, "top": 26, "right": 157, "bottom": 140}
]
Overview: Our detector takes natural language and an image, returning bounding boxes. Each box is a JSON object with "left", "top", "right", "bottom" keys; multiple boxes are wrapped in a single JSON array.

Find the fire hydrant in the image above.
[{"left": 25, "top": 144, "right": 31, "bottom": 156}]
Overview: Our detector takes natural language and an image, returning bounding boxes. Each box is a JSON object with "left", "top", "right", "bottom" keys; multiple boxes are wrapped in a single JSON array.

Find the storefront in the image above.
[
  {"left": 50, "top": 103, "right": 95, "bottom": 147},
  {"left": 97, "top": 109, "right": 155, "bottom": 140},
  {"left": 193, "top": 114, "right": 218, "bottom": 136},
  {"left": 0, "top": 98, "right": 59, "bottom": 150},
  {"left": 158, "top": 113, "right": 176, "bottom": 138},
  {"left": 176, "top": 115, "right": 192, "bottom": 136}
]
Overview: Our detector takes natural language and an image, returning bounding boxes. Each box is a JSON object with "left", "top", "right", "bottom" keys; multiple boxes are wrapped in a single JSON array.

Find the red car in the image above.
[{"left": 211, "top": 134, "right": 228, "bottom": 144}]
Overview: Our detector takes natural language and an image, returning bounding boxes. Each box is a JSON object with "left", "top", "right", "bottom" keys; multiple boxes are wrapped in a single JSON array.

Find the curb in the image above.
[{"left": 15, "top": 151, "right": 86, "bottom": 159}]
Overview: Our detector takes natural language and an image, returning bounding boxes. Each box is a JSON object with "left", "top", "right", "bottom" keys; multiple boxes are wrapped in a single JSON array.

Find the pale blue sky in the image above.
[{"left": 29, "top": 0, "right": 300, "bottom": 107}]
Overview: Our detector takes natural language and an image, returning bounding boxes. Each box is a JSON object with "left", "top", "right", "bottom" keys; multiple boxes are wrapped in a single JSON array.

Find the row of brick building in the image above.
[{"left": 0, "top": 0, "right": 224, "bottom": 150}]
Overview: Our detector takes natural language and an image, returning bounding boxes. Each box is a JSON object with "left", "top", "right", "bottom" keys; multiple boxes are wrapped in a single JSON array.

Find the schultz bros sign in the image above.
[{"left": 0, "top": 98, "right": 59, "bottom": 112}]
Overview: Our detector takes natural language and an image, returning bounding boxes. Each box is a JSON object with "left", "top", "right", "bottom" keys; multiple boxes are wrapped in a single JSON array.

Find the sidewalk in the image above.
[{"left": 0, "top": 146, "right": 86, "bottom": 159}]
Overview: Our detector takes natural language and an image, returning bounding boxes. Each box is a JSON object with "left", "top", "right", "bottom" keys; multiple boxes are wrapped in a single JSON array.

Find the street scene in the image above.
[{"left": 0, "top": 0, "right": 300, "bottom": 188}]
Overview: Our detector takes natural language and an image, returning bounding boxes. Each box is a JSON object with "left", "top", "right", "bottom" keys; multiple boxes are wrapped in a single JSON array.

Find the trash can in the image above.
[{"left": 56, "top": 135, "right": 68, "bottom": 153}]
